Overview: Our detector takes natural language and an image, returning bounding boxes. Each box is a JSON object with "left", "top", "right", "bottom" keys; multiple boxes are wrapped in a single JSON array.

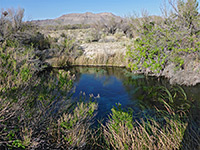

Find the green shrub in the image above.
[
  {"left": 108, "top": 103, "right": 133, "bottom": 133},
  {"left": 126, "top": 0, "right": 200, "bottom": 73},
  {"left": 0, "top": 47, "right": 32, "bottom": 92},
  {"left": 50, "top": 102, "right": 97, "bottom": 149}
]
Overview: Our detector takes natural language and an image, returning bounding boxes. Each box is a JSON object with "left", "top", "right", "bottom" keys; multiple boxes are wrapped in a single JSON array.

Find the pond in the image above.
[
  {"left": 69, "top": 67, "right": 200, "bottom": 122},
  {"left": 1, "top": 66, "right": 199, "bottom": 149}
]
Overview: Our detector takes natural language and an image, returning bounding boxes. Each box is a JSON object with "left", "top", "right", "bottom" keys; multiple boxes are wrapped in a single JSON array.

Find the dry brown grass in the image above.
[{"left": 72, "top": 51, "right": 127, "bottom": 67}]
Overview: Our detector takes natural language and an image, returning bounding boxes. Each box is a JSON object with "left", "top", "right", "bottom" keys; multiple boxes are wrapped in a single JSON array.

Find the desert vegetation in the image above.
[
  {"left": 0, "top": 0, "right": 200, "bottom": 149},
  {"left": 126, "top": 0, "right": 200, "bottom": 84},
  {"left": 0, "top": 8, "right": 97, "bottom": 149}
]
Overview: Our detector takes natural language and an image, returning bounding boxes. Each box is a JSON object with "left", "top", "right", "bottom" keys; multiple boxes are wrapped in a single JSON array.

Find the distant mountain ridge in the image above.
[{"left": 32, "top": 12, "right": 123, "bottom": 26}]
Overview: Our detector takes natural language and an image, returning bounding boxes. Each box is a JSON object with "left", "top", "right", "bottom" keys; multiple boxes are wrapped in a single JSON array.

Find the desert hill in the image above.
[{"left": 32, "top": 12, "right": 122, "bottom": 26}]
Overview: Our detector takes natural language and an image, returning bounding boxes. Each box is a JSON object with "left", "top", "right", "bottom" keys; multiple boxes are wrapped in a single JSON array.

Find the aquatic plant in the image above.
[{"left": 102, "top": 102, "right": 199, "bottom": 150}]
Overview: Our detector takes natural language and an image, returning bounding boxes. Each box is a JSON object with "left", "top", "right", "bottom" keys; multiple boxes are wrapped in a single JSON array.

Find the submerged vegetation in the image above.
[{"left": 0, "top": 0, "right": 200, "bottom": 149}]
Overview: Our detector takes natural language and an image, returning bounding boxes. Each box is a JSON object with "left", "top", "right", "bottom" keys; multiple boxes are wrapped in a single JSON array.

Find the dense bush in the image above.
[
  {"left": 0, "top": 8, "right": 92, "bottom": 149},
  {"left": 0, "top": 65, "right": 98, "bottom": 149},
  {"left": 126, "top": 0, "right": 200, "bottom": 74}
]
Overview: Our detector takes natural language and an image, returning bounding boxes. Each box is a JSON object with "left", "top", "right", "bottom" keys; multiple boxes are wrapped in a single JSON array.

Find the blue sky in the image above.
[{"left": 0, "top": 0, "right": 199, "bottom": 20}]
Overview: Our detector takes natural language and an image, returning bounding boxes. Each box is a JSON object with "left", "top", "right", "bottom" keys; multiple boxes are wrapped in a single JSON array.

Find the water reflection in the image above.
[
  {"left": 70, "top": 67, "right": 138, "bottom": 121},
  {"left": 69, "top": 67, "right": 199, "bottom": 122}
]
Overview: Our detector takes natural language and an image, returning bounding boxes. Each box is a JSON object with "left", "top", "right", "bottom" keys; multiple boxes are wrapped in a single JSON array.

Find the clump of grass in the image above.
[
  {"left": 102, "top": 104, "right": 187, "bottom": 149},
  {"left": 49, "top": 102, "right": 98, "bottom": 149},
  {"left": 101, "top": 86, "right": 199, "bottom": 150}
]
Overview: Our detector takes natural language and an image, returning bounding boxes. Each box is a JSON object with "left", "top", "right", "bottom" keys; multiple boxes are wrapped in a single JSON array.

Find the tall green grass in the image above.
[{"left": 101, "top": 87, "right": 199, "bottom": 150}]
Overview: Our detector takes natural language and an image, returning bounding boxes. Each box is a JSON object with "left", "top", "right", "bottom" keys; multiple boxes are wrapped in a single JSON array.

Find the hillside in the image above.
[{"left": 31, "top": 12, "right": 123, "bottom": 26}]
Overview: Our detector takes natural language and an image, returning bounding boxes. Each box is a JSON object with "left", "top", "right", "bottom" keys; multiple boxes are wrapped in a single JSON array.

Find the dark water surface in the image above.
[
  {"left": 71, "top": 67, "right": 141, "bottom": 120},
  {"left": 69, "top": 67, "right": 200, "bottom": 121}
]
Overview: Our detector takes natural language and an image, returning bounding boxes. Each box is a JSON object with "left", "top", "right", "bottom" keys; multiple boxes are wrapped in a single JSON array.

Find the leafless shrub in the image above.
[
  {"left": 129, "top": 10, "right": 163, "bottom": 37},
  {"left": 92, "top": 18, "right": 128, "bottom": 34},
  {"left": 0, "top": 7, "right": 25, "bottom": 38}
]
